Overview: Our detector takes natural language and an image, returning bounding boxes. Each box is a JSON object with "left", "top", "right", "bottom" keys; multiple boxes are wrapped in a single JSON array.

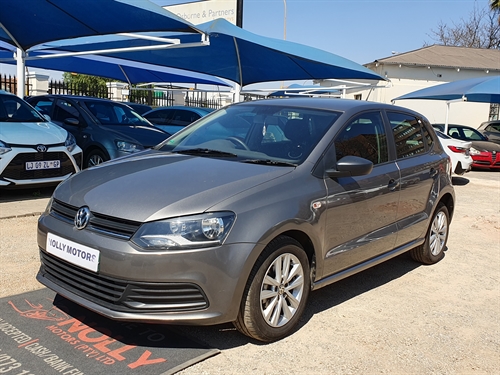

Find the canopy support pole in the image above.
[
  {"left": 15, "top": 48, "right": 26, "bottom": 98},
  {"left": 444, "top": 101, "right": 450, "bottom": 134},
  {"left": 233, "top": 83, "right": 241, "bottom": 103}
]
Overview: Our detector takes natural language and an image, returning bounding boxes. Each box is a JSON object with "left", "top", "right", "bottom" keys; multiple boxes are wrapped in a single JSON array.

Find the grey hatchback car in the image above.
[{"left": 37, "top": 98, "right": 455, "bottom": 342}]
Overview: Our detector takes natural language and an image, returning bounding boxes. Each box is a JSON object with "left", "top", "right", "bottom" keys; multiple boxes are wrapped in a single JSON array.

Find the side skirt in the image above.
[{"left": 311, "top": 238, "right": 425, "bottom": 291}]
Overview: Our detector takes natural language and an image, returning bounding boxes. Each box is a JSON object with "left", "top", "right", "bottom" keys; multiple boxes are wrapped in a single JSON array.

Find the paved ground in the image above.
[{"left": 0, "top": 186, "right": 53, "bottom": 219}]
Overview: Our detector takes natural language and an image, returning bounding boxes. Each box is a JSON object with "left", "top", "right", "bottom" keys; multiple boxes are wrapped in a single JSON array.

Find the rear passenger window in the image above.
[
  {"left": 334, "top": 111, "right": 388, "bottom": 165},
  {"left": 387, "top": 112, "right": 430, "bottom": 159}
]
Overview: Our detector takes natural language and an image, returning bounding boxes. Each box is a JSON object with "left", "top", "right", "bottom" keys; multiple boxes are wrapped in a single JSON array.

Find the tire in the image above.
[
  {"left": 85, "top": 149, "right": 108, "bottom": 168},
  {"left": 234, "top": 236, "right": 310, "bottom": 342},
  {"left": 410, "top": 203, "right": 450, "bottom": 265}
]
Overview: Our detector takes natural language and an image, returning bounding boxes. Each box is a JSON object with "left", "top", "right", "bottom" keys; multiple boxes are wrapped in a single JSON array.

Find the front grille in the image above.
[
  {"left": 51, "top": 199, "right": 141, "bottom": 239},
  {"left": 40, "top": 251, "right": 209, "bottom": 312},
  {"left": 1, "top": 151, "right": 76, "bottom": 180}
]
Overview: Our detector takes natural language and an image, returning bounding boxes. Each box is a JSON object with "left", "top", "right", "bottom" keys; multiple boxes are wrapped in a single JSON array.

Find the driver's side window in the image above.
[{"left": 334, "top": 112, "right": 388, "bottom": 165}]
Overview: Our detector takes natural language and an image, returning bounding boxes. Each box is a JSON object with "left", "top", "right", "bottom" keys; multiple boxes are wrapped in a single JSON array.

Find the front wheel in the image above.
[
  {"left": 410, "top": 203, "right": 450, "bottom": 264},
  {"left": 85, "top": 149, "right": 108, "bottom": 168},
  {"left": 234, "top": 236, "right": 310, "bottom": 342}
]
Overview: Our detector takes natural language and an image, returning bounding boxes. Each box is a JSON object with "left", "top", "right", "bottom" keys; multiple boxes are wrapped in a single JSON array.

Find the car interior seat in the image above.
[{"left": 284, "top": 118, "right": 311, "bottom": 159}]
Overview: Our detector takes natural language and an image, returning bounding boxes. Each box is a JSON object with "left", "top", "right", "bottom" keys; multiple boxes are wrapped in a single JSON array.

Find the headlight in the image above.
[
  {"left": 115, "top": 140, "right": 144, "bottom": 153},
  {"left": 132, "top": 212, "right": 236, "bottom": 250},
  {"left": 65, "top": 132, "right": 77, "bottom": 152},
  {"left": 0, "top": 140, "right": 12, "bottom": 155},
  {"left": 469, "top": 147, "right": 481, "bottom": 155}
]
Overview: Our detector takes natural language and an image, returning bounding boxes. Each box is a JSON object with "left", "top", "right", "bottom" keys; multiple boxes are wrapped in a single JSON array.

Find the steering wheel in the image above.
[{"left": 226, "top": 136, "right": 250, "bottom": 150}]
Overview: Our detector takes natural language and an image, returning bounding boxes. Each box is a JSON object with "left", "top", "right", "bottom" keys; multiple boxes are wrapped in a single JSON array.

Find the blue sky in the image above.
[
  {"left": 0, "top": 0, "right": 486, "bottom": 79},
  {"left": 156, "top": 0, "right": 484, "bottom": 64}
]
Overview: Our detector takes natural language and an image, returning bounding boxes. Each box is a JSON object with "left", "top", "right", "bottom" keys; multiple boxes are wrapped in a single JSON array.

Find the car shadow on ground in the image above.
[
  {"left": 0, "top": 186, "right": 56, "bottom": 203},
  {"left": 175, "top": 251, "right": 426, "bottom": 349},
  {"left": 452, "top": 176, "right": 470, "bottom": 186}
]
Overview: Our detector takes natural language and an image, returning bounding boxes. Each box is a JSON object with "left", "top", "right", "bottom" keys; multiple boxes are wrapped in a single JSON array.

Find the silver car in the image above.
[{"left": 37, "top": 98, "right": 455, "bottom": 342}]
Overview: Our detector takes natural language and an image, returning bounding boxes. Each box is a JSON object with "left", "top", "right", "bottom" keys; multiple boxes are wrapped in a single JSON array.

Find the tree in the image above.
[
  {"left": 62, "top": 72, "right": 115, "bottom": 90},
  {"left": 427, "top": 3, "right": 499, "bottom": 49}
]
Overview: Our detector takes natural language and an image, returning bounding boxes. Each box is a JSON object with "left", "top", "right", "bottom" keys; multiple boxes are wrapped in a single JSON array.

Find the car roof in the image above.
[
  {"left": 31, "top": 94, "right": 119, "bottom": 104},
  {"left": 235, "top": 97, "right": 419, "bottom": 114}
]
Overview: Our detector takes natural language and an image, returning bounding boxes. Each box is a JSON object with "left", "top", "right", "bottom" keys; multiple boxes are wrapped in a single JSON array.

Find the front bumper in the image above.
[
  {"left": 471, "top": 152, "right": 500, "bottom": 169},
  {"left": 37, "top": 211, "right": 259, "bottom": 326},
  {"left": 0, "top": 145, "right": 82, "bottom": 187}
]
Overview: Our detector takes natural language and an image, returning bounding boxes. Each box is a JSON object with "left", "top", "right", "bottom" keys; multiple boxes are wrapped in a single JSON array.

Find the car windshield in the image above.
[
  {"left": 0, "top": 94, "right": 45, "bottom": 123},
  {"left": 83, "top": 100, "right": 152, "bottom": 126},
  {"left": 157, "top": 103, "right": 341, "bottom": 165}
]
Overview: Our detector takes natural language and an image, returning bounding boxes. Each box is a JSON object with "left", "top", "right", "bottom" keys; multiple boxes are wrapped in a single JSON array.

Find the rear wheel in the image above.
[
  {"left": 234, "top": 236, "right": 310, "bottom": 342},
  {"left": 410, "top": 203, "right": 449, "bottom": 264}
]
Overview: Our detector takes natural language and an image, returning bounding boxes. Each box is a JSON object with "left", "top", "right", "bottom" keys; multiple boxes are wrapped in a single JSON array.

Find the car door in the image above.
[
  {"left": 50, "top": 98, "right": 92, "bottom": 151},
  {"left": 386, "top": 111, "right": 443, "bottom": 248},
  {"left": 321, "top": 111, "right": 401, "bottom": 276}
]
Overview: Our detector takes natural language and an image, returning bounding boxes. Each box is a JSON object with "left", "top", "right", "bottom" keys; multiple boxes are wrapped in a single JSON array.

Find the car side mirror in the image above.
[
  {"left": 64, "top": 118, "right": 81, "bottom": 126},
  {"left": 326, "top": 155, "right": 374, "bottom": 178},
  {"left": 43, "top": 114, "right": 51, "bottom": 121}
]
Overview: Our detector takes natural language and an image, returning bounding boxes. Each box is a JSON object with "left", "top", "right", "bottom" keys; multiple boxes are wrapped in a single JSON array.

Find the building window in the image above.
[
  {"left": 354, "top": 94, "right": 362, "bottom": 100},
  {"left": 489, "top": 103, "right": 499, "bottom": 121}
]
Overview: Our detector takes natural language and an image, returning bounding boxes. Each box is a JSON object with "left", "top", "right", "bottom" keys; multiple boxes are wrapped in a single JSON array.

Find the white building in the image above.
[{"left": 320, "top": 45, "right": 500, "bottom": 127}]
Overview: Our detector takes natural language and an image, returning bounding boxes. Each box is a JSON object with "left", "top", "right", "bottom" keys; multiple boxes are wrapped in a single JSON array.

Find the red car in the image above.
[{"left": 433, "top": 124, "right": 500, "bottom": 169}]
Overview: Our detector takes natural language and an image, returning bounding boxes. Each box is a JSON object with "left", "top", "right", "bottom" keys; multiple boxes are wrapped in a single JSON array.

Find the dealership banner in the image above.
[
  {"left": 164, "top": 0, "right": 237, "bottom": 25},
  {"left": 0, "top": 289, "right": 218, "bottom": 375}
]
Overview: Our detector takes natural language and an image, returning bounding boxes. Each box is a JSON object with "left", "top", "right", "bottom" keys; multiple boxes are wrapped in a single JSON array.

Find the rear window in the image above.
[{"left": 387, "top": 112, "right": 432, "bottom": 159}]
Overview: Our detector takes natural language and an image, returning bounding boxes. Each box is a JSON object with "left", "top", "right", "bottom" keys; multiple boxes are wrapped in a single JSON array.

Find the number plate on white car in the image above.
[
  {"left": 26, "top": 160, "right": 60, "bottom": 170},
  {"left": 46, "top": 233, "right": 100, "bottom": 272}
]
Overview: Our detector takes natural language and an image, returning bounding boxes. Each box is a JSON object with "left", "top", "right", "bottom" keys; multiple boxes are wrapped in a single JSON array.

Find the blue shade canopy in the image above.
[
  {"left": 0, "top": 0, "right": 200, "bottom": 51},
  {"left": 393, "top": 76, "right": 500, "bottom": 103},
  {"left": 0, "top": 47, "right": 229, "bottom": 86},
  {"left": 41, "top": 18, "right": 384, "bottom": 87}
]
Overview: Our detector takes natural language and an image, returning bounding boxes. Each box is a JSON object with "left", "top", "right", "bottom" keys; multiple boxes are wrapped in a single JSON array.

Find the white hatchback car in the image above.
[
  {"left": 0, "top": 90, "right": 82, "bottom": 188},
  {"left": 435, "top": 131, "right": 472, "bottom": 175}
]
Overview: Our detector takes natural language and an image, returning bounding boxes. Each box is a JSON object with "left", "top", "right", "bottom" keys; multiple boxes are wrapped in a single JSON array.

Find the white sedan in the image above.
[
  {"left": 435, "top": 131, "right": 472, "bottom": 175},
  {"left": 0, "top": 90, "right": 82, "bottom": 188}
]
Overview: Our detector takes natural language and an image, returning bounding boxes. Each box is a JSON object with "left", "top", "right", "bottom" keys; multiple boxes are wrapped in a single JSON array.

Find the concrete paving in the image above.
[{"left": 0, "top": 186, "right": 54, "bottom": 219}]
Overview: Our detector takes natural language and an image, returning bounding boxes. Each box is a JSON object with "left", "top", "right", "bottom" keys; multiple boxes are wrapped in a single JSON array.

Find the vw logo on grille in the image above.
[
  {"left": 36, "top": 144, "right": 47, "bottom": 153},
  {"left": 74, "top": 207, "right": 91, "bottom": 230}
]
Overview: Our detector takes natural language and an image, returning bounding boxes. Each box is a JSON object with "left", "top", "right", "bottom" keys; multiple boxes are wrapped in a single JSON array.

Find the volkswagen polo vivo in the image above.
[{"left": 37, "top": 98, "right": 455, "bottom": 342}]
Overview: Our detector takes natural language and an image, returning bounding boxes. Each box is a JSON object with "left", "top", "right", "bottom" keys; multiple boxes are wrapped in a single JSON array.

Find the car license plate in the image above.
[
  {"left": 26, "top": 160, "right": 60, "bottom": 170},
  {"left": 46, "top": 233, "right": 100, "bottom": 272}
]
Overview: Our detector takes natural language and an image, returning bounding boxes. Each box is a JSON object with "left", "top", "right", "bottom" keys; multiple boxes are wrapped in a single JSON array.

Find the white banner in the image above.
[{"left": 164, "top": 0, "right": 237, "bottom": 25}]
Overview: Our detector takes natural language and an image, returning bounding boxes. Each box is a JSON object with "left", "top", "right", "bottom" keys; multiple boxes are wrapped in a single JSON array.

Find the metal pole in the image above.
[
  {"left": 15, "top": 48, "right": 26, "bottom": 98},
  {"left": 283, "top": 0, "right": 287, "bottom": 40},
  {"left": 236, "top": 0, "right": 244, "bottom": 27}
]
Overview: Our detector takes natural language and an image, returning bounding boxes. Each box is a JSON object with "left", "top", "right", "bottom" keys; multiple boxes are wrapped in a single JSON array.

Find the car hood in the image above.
[
  {"left": 470, "top": 140, "right": 500, "bottom": 152},
  {"left": 54, "top": 150, "right": 294, "bottom": 222},
  {"left": 100, "top": 124, "right": 169, "bottom": 148},
  {"left": 0, "top": 121, "right": 66, "bottom": 144}
]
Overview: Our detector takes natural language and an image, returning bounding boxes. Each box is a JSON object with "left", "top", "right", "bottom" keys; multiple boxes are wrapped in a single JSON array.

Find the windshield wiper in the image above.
[
  {"left": 242, "top": 159, "right": 297, "bottom": 167},
  {"left": 174, "top": 148, "right": 238, "bottom": 157}
]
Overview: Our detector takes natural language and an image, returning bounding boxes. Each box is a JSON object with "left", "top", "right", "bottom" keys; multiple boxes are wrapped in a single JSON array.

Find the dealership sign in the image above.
[{"left": 164, "top": 0, "right": 237, "bottom": 25}]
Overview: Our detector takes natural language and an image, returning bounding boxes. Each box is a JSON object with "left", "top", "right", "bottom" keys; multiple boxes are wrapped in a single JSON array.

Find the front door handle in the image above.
[{"left": 388, "top": 179, "right": 400, "bottom": 191}]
